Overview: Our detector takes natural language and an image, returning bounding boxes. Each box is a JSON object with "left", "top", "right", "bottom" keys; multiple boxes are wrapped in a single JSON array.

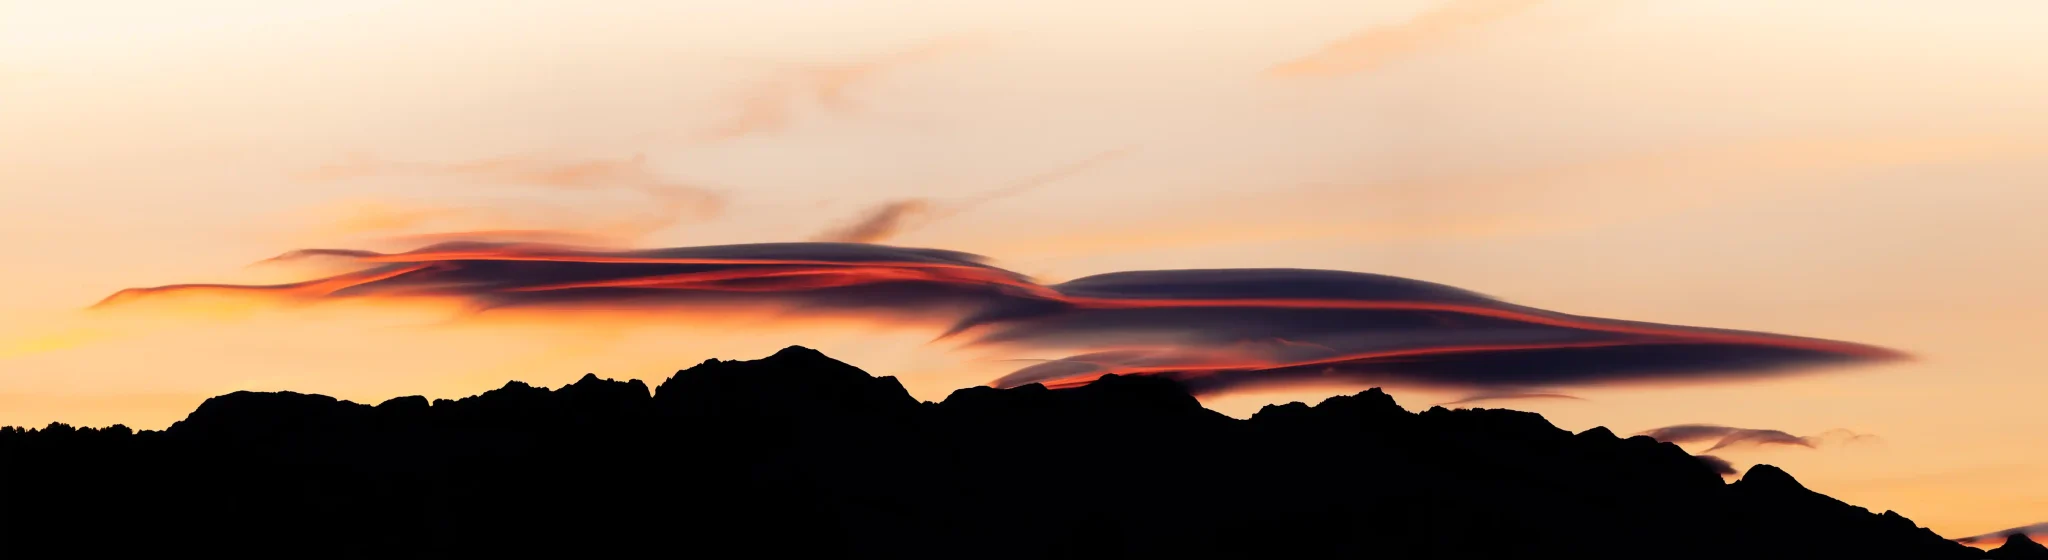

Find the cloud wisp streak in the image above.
[
  {"left": 1435, "top": 391, "right": 1585, "bottom": 407},
  {"left": 697, "top": 37, "right": 981, "bottom": 142},
  {"left": 1636, "top": 424, "right": 1880, "bottom": 453},
  {"left": 812, "top": 147, "right": 1136, "bottom": 244},
  {"left": 96, "top": 242, "right": 1905, "bottom": 396},
  {"left": 299, "top": 154, "right": 724, "bottom": 246},
  {"left": 1265, "top": 0, "right": 1549, "bottom": 78}
]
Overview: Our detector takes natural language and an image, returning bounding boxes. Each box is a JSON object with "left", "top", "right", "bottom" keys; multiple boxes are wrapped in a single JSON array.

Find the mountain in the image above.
[
  {"left": 0, "top": 346, "right": 1986, "bottom": 559},
  {"left": 1989, "top": 533, "right": 2048, "bottom": 560}
]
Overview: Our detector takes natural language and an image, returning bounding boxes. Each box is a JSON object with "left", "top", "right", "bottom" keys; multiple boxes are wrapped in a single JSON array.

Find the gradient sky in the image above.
[{"left": 3, "top": 0, "right": 2046, "bottom": 542}]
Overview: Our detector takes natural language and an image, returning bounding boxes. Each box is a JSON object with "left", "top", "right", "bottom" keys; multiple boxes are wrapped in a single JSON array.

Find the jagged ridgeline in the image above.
[{"left": 0, "top": 347, "right": 2020, "bottom": 559}]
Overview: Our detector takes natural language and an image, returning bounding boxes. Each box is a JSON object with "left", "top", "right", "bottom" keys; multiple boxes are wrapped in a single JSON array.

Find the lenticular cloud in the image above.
[{"left": 98, "top": 242, "right": 1906, "bottom": 395}]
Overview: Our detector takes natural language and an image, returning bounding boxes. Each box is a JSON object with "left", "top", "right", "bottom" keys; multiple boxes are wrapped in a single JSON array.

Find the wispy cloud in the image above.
[
  {"left": 1264, "top": 0, "right": 1549, "bottom": 78},
  {"left": 697, "top": 36, "right": 982, "bottom": 141},
  {"left": 813, "top": 200, "right": 933, "bottom": 244},
  {"left": 1636, "top": 424, "right": 1881, "bottom": 453},
  {"left": 96, "top": 242, "right": 1904, "bottom": 397},
  {"left": 1695, "top": 454, "right": 1738, "bottom": 476},
  {"left": 970, "top": 132, "right": 2048, "bottom": 262},
  {"left": 296, "top": 153, "right": 724, "bottom": 246},
  {"left": 811, "top": 147, "right": 1136, "bottom": 244},
  {"left": 0, "top": 326, "right": 110, "bottom": 361},
  {"left": 1435, "top": 391, "right": 1584, "bottom": 407}
]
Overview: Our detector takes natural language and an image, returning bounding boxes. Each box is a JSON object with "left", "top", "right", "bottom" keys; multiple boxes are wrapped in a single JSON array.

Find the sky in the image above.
[{"left": 3, "top": 0, "right": 2046, "bottom": 543}]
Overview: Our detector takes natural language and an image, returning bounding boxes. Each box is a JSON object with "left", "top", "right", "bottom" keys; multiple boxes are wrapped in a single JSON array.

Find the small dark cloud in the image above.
[
  {"left": 812, "top": 200, "right": 932, "bottom": 243},
  {"left": 1695, "top": 454, "right": 1738, "bottom": 476},
  {"left": 810, "top": 147, "right": 1135, "bottom": 244},
  {"left": 1435, "top": 391, "right": 1584, "bottom": 407},
  {"left": 98, "top": 242, "right": 1905, "bottom": 397},
  {"left": 1635, "top": 424, "right": 1878, "bottom": 453}
]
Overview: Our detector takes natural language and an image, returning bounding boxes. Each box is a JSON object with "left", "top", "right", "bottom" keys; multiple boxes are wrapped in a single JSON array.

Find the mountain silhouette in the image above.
[
  {"left": 0, "top": 346, "right": 1991, "bottom": 558},
  {"left": 1988, "top": 533, "right": 2048, "bottom": 560}
]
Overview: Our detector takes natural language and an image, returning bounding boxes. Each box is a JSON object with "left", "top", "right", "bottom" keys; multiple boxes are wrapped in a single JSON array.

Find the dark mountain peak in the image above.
[
  {"left": 654, "top": 346, "right": 916, "bottom": 420},
  {"left": 938, "top": 384, "right": 1010, "bottom": 405},
  {"left": 1991, "top": 533, "right": 2048, "bottom": 559},
  {"left": 1418, "top": 405, "right": 1570, "bottom": 446},
  {"left": 937, "top": 374, "right": 1215, "bottom": 425},
  {"left": 1237, "top": 388, "right": 1411, "bottom": 434},
  {"left": 168, "top": 390, "right": 373, "bottom": 440},
  {"left": 1249, "top": 401, "right": 1314, "bottom": 421},
  {"left": 1351, "top": 386, "right": 1403, "bottom": 409},
  {"left": 1576, "top": 426, "right": 1620, "bottom": 441},
  {"left": 1738, "top": 464, "right": 1806, "bottom": 491},
  {"left": 1070, "top": 373, "right": 1203, "bottom": 409},
  {"left": 659, "top": 345, "right": 872, "bottom": 391},
  {"left": 768, "top": 344, "right": 830, "bottom": 361},
  {"left": 188, "top": 390, "right": 344, "bottom": 411},
  {"left": 376, "top": 395, "right": 429, "bottom": 412},
  {"left": 1307, "top": 387, "right": 1409, "bottom": 417},
  {"left": 561, "top": 372, "right": 651, "bottom": 398},
  {"left": 553, "top": 374, "right": 653, "bottom": 423},
  {"left": 1873, "top": 510, "right": 1963, "bottom": 545}
]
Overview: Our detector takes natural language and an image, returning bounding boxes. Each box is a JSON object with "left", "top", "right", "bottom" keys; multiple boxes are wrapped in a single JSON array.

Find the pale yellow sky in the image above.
[{"left": 3, "top": 0, "right": 2046, "bottom": 539}]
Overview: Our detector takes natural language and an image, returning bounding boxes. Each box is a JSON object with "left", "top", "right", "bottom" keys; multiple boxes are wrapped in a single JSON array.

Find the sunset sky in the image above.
[{"left": 3, "top": 0, "right": 2045, "bottom": 542}]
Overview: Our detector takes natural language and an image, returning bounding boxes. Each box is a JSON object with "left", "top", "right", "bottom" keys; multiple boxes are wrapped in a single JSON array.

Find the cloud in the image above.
[
  {"left": 1638, "top": 425, "right": 1813, "bottom": 452},
  {"left": 298, "top": 154, "right": 724, "bottom": 246},
  {"left": 1435, "top": 391, "right": 1584, "bottom": 407},
  {"left": 1957, "top": 522, "right": 2048, "bottom": 548},
  {"left": 96, "top": 242, "right": 1905, "bottom": 396},
  {"left": 965, "top": 268, "right": 1902, "bottom": 394},
  {"left": 0, "top": 326, "right": 112, "bottom": 360},
  {"left": 99, "top": 242, "right": 1049, "bottom": 321},
  {"left": 1695, "top": 455, "right": 1738, "bottom": 476},
  {"left": 812, "top": 200, "right": 933, "bottom": 244},
  {"left": 1265, "top": 0, "right": 1549, "bottom": 78},
  {"left": 811, "top": 147, "right": 1135, "bottom": 244},
  {"left": 1635, "top": 424, "right": 1879, "bottom": 453},
  {"left": 1808, "top": 428, "right": 1884, "bottom": 447},
  {"left": 963, "top": 133, "right": 2048, "bottom": 263},
  {"left": 698, "top": 37, "right": 980, "bottom": 141}
]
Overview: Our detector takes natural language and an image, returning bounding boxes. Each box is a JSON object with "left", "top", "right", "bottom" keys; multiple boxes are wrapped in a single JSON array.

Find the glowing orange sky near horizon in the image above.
[{"left": 3, "top": 0, "right": 2047, "bottom": 542}]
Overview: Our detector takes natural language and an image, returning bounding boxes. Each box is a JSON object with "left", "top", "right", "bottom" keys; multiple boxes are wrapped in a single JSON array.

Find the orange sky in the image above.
[{"left": 3, "top": 0, "right": 2045, "bottom": 541}]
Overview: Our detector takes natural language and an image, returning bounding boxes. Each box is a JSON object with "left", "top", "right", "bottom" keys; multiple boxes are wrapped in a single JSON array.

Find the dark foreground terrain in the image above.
[{"left": 0, "top": 347, "right": 2031, "bottom": 558}]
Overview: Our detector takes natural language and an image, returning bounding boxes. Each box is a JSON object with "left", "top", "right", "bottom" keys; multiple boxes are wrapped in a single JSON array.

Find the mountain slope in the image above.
[{"left": 0, "top": 346, "right": 1981, "bottom": 559}]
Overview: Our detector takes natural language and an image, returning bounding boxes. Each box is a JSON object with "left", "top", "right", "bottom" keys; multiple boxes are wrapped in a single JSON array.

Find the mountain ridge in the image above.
[{"left": 0, "top": 345, "right": 2010, "bottom": 559}]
